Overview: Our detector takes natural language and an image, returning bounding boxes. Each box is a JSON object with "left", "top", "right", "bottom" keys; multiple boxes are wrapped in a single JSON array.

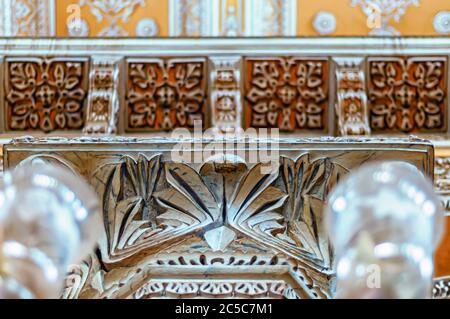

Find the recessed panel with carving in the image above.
[
  {"left": 4, "top": 57, "right": 89, "bottom": 133},
  {"left": 126, "top": 57, "right": 208, "bottom": 132},
  {"left": 367, "top": 56, "right": 448, "bottom": 134},
  {"left": 244, "top": 57, "right": 329, "bottom": 133}
]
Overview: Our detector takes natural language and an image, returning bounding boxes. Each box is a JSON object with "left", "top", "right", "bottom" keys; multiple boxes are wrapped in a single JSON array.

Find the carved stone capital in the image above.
[
  {"left": 3, "top": 136, "right": 433, "bottom": 299},
  {"left": 333, "top": 57, "right": 370, "bottom": 136},
  {"left": 83, "top": 57, "right": 121, "bottom": 135}
]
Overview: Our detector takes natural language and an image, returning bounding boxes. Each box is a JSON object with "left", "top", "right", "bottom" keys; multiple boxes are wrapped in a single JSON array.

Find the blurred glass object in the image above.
[
  {"left": 0, "top": 163, "right": 101, "bottom": 299},
  {"left": 326, "top": 161, "right": 444, "bottom": 299}
]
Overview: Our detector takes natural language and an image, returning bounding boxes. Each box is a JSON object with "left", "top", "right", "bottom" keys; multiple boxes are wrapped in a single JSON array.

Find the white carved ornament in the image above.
[{"left": 351, "top": 0, "right": 420, "bottom": 36}]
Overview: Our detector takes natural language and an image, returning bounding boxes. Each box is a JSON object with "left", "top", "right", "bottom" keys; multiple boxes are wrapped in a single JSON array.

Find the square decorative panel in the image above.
[
  {"left": 244, "top": 57, "right": 329, "bottom": 133},
  {"left": 5, "top": 57, "right": 89, "bottom": 132},
  {"left": 367, "top": 56, "right": 448, "bottom": 134},
  {"left": 126, "top": 57, "right": 207, "bottom": 132}
]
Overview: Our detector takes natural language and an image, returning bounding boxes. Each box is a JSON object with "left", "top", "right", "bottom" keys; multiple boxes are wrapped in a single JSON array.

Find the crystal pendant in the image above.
[
  {"left": 326, "top": 161, "right": 444, "bottom": 299},
  {"left": 0, "top": 163, "right": 101, "bottom": 298}
]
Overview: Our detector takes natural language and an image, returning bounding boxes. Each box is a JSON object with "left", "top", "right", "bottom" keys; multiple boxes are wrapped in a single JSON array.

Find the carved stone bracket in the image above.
[
  {"left": 210, "top": 56, "right": 242, "bottom": 134},
  {"left": 3, "top": 136, "right": 434, "bottom": 299},
  {"left": 334, "top": 57, "right": 370, "bottom": 136},
  {"left": 83, "top": 57, "right": 121, "bottom": 134}
]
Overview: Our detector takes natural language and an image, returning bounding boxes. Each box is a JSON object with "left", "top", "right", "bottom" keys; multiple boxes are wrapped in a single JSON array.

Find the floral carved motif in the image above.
[
  {"left": 5, "top": 57, "right": 88, "bottom": 132},
  {"left": 126, "top": 58, "right": 207, "bottom": 131},
  {"left": 368, "top": 57, "right": 447, "bottom": 133},
  {"left": 245, "top": 57, "right": 329, "bottom": 133}
]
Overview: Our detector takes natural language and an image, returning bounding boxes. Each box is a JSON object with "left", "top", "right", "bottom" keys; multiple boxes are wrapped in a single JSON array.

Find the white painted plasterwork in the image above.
[
  {"left": 244, "top": 0, "right": 297, "bottom": 36},
  {"left": 0, "top": 0, "right": 55, "bottom": 36}
]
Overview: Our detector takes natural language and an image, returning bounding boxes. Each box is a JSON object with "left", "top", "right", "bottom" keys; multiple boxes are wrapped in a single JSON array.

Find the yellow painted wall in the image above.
[
  {"left": 55, "top": 0, "right": 449, "bottom": 37},
  {"left": 299, "top": 0, "right": 450, "bottom": 36},
  {"left": 56, "top": 0, "right": 169, "bottom": 37}
]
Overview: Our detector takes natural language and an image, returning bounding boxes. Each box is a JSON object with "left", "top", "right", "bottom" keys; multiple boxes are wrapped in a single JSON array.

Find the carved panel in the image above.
[
  {"left": 334, "top": 57, "right": 370, "bottom": 136},
  {"left": 4, "top": 57, "right": 89, "bottom": 132},
  {"left": 126, "top": 58, "right": 207, "bottom": 132},
  {"left": 3, "top": 136, "right": 433, "bottom": 299},
  {"left": 244, "top": 57, "right": 329, "bottom": 133},
  {"left": 367, "top": 56, "right": 448, "bottom": 133},
  {"left": 83, "top": 57, "right": 121, "bottom": 134},
  {"left": 210, "top": 56, "right": 242, "bottom": 133}
]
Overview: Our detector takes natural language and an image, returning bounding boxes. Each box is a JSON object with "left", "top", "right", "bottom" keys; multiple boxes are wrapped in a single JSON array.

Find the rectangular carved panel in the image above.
[
  {"left": 83, "top": 56, "right": 121, "bottom": 134},
  {"left": 5, "top": 57, "right": 89, "bottom": 132},
  {"left": 367, "top": 56, "right": 448, "bottom": 134},
  {"left": 333, "top": 57, "right": 370, "bottom": 136},
  {"left": 210, "top": 56, "right": 242, "bottom": 133},
  {"left": 244, "top": 57, "right": 329, "bottom": 133},
  {"left": 125, "top": 57, "right": 207, "bottom": 132},
  {"left": 3, "top": 136, "right": 433, "bottom": 299}
]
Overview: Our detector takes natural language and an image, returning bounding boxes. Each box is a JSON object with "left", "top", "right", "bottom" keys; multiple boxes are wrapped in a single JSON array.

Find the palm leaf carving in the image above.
[
  {"left": 93, "top": 155, "right": 219, "bottom": 263},
  {"left": 231, "top": 154, "right": 348, "bottom": 272},
  {"left": 93, "top": 152, "right": 347, "bottom": 275}
]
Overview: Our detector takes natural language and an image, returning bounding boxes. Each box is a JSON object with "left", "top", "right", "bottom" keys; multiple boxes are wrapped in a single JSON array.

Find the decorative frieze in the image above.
[
  {"left": 244, "top": 57, "right": 329, "bottom": 133},
  {"left": 126, "top": 58, "right": 207, "bottom": 132},
  {"left": 4, "top": 57, "right": 89, "bottom": 132},
  {"left": 367, "top": 56, "right": 447, "bottom": 134},
  {"left": 334, "top": 57, "right": 370, "bottom": 136},
  {"left": 83, "top": 57, "right": 121, "bottom": 134}
]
